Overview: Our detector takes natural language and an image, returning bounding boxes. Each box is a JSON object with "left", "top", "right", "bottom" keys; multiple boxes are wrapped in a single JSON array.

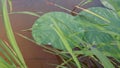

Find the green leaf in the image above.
[
  {"left": 0, "top": 48, "right": 16, "bottom": 67},
  {"left": 10, "top": 11, "right": 40, "bottom": 17},
  {"left": 8, "top": 0, "right": 12, "bottom": 12},
  {"left": 75, "top": 7, "right": 120, "bottom": 44},
  {"left": 79, "top": 0, "right": 93, "bottom": 6},
  {"left": 99, "top": 45, "right": 120, "bottom": 60},
  {"left": 74, "top": 16, "right": 112, "bottom": 44},
  {"left": 32, "top": 12, "right": 82, "bottom": 50},
  {"left": 79, "top": 7, "right": 120, "bottom": 30},
  {"left": 91, "top": 48, "right": 115, "bottom": 68},
  {"left": 117, "top": 11, "right": 120, "bottom": 17},
  {"left": 100, "top": 0, "right": 120, "bottom": 11},
  {"left": 0, "top": 57, "right": 14, "bottom": 68},
  {"left": 0, "top": 39, "right": 21, "bottom": 67},
  {"left": 51, "top": 17, "right": 81, "bottom": 68},
  {"left": 1, "top": 0, "right": 27, "bottom": 68}
]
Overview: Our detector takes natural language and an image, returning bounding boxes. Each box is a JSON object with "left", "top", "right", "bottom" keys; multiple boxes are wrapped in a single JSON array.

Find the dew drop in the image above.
[
  {"left": 35, "top": 24, "right": 38, "bottom": 26},
  {"left": 48, "top": 43, "right": 52, "bottom": 45}
]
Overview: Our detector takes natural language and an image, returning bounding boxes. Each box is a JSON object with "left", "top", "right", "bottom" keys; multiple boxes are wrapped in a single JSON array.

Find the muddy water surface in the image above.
[{"left": 0, "top": 0, "right": 102, "bottom": 68}]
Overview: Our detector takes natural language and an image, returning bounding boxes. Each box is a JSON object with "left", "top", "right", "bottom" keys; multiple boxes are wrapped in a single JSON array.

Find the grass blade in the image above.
[
  {"left": 0, "top": 57, "right": 14, "bottom": 68},
  {"left": 50, "top": 17, "right": 81, "bottom": 68},
  {"left": 8, "top": 0, "right": 12, "bottom": 12},
  {"left": 0, "top": 39, "right": 24, "bottom": 67},
  {"left": 1, "top": 0, "right": 27, "bottom": 68},
  {"left": 75, "top": 6, "right": 110, "bottom": 23},
  {"left": 0, "top": 45, "right": 16, "bottom": 67},
  {"left": 53, "top": 3, "right": 110, "bottom": 23},
  {"left": 10, "top": 11, "right": 41, "bottom": 17},
  {"left": 91, "top": 47, "right": 114, "bottom": 68}
]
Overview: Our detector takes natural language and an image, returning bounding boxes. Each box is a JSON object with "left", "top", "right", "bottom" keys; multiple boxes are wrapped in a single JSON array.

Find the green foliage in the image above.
[
  {"left": 32, "top": 2, "right": 120, "bottom": 68},
  {"left": 91, "top": 48, "right": 114, "bottom": 68},
  {"left": 0, "top": 57, "right": 14, "bottom": 68},
  {"left": 0, "top": 0, "right": 27, "bottom": 68},
  {"left": 10, "top": 11, "right": 41, "bottom": 17},
  {"left": 78, "top": 0, "right": 93, "bottom": 6},
  {"left": 52, "top": 18, "right": 81, "bottom": 68},
  {"left": 76, "top": 7, "right": 120, "bottom": 60},
  {"left": 100, "top": 0, "right": 120, "bottom": 17},
  {"left": 32, "top": 12, "right": 83, "bottom": 50},
  {"left": 100, "top": 0, "right": 120, "bottom": 11},
  {"left": 0, "top": 0, "right": 120, "bottom": 68},
  {"left": 99, "top": 45, "right": 120, "bottom": 60},
  {"left": 76, "top": 7, "right": 120, "bottom": 44}
]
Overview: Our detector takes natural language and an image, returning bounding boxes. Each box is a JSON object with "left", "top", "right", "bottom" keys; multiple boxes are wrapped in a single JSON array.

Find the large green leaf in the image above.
[
  {"left": 31, "top": 7, "right": 118, "bottom": 68},
  {"left": 100, "top": 0, "right": 120, "bottom": 11},
  {"left": 32, "top": 12, "right": 83, "bottom": 50},
  {"left": 75, "top": 7, "right": 120, "bottom": 44},
  {"left": 79, "top": 7, "right": 120, "bottom": 32}
]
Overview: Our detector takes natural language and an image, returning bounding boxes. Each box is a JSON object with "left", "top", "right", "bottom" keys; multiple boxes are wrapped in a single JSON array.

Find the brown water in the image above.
[{"left": 0, "top": 0, "right": 102, "bottom": 68}]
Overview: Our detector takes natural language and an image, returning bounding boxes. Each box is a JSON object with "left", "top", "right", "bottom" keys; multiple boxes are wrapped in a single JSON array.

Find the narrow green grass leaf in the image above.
[
  {"left": 16, "top": 33, "right": 62, "bottom": 55},
  {"left": 75, "top": 6, "right": 110, "bottom": 23},
  {"left": 0, "top": 57, "right": 14, "bottom": 68},
  {"left": 10, "top": 11, "right": 41, "bottom": 17},
  {"left": 0, "top": 47, "right": 16, "bottom": 67},
  {"left": 81, "top": 0, "right": 93, "bottom": 6},
  {"left": 16, "top": 33, "right": 76, "bottom": 67},
  {"left": 50, "top": 17, "right": 81, "bottom": 68},
  {"left": 1, "top": 0, "right": 27, "bottom": 68},
  {"left": 100, "top": 0, "right": 120, "bottom": 11},
  {"left": 54, "top": 3, "right": 110, "bottom": 23},
  {"left": 0, "top": 39, "right": 23, "bottom": 67},
  {"left": 91, "top": 48, "right": 114, "bottom": 68},
  {"left": 56, "top": 56, "right": 73, "bottom": 68},
  {"left": 8, "top": 0, "right": 12, "bottom": 12}
]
